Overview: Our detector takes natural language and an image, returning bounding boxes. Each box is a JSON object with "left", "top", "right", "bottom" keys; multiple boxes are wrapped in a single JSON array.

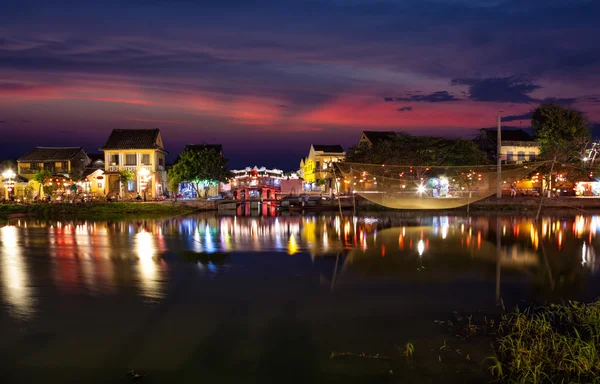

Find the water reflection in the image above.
[
  {"left": 4, "top": 213, "right": 600, "bottom": 315},
  {"left": 135, "top": 230, "right": 163, "bottom": 299},
  {"left": 0, "top": 225, "right": 35, "bottom": 320}
]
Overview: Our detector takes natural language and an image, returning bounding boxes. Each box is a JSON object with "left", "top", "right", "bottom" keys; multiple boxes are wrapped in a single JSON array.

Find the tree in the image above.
[
  {"left": 532, "top": 103, "right": 590, "bottom": 162},
  {"left": 346, "top": 134, "right": 489, "bottom": 166},
  {"left": 118, "top": 169, "right": 135, "bottom": 197},
  {"left": 532, "top": 104, "right": 591, "bottom": 194},
  {"left": 168, "top": 148, "right": 232, "bottom": 199},
  {"left": 33, "top": 169, "right": 52, "bottom": 197}
]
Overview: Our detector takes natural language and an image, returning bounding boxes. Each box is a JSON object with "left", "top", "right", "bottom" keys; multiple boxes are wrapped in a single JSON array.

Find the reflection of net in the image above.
[{"left": 337, "top": 161, "right": 549, "bottom": 209}]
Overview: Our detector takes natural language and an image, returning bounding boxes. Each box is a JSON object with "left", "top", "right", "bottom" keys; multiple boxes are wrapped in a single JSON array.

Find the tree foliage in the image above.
[
  {"left": 168, "top": 148, "right": 232, "bottom": 198},
  {"left": 118, "top": 169, "right": 135, "bottom": 196},
  {"left": 532, "top": 103, "right": 590, "bottom": 162},
  {"left": 531, "top": 104, "right": 591, "bottom": 193},
  {"left": 118, "top": 169, "right": 135, "bottom": 183},
  {"left": 346, "top": 133, "right": 489, "bottom": 166},
  {"left": 33, "top": 169, "right": 52, "bottom": 196}
]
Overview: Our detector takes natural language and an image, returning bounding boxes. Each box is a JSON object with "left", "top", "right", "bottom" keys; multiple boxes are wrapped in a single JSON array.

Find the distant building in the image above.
[
  {"left": 17, "top": 147, "right": 90, "bottom": 178},
  {"left": 100, "top": 129, "right": 168, "bottom": 199},
  {"left": 474, "top": 128, "right": 540, "bottom": 163},
  {"left": 300, "top": 144, "right": 345, "bottom": 192},
  {"left": 87, "top": 153, "right": 105, "bottom": 169}
]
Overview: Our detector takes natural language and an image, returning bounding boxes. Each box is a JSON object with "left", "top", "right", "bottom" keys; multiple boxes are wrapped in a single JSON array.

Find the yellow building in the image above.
[
  {"left": 99, "top": 129, "right": 168, "bottom": 199},
  {"left": 300, "top": 145, "right": 345, "bottom": 192}
]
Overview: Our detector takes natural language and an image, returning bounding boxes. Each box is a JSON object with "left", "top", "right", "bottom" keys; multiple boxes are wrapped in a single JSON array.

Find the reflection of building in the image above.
[
  {"left": 474, "top": 128, "right": 540, "bottom": 164},
  {"left": 229, "top": 166, "right": 283, "bottom": 200},
  {"left": 100, "top": 129, "right": 168, "bottom": 199},
  {"left": 300, "top": 145, "right": 345, "bottom": 192}
]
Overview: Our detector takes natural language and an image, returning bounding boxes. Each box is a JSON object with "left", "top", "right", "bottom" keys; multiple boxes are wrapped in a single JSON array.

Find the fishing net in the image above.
[{"left": 336, "top": 161, "right": 549, "bottom": 210}]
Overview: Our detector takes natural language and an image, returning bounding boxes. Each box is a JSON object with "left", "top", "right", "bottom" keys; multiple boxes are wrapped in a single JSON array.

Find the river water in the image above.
[{"left": 1, "top": 212, "right": 600, "bottom": 383}]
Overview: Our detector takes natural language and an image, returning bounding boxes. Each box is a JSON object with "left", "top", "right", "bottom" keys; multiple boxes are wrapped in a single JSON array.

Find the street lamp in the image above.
[
  {"left": 2, "top": 169, "right": 16, "bottom": 200},
  {"left": 138, "top": 168, "right": 151, "bottom": 202}
]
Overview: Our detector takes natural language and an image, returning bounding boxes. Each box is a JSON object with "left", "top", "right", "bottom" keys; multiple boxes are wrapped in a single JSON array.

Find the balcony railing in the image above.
[{"left": 107, "top": 165, "right": 152, "bottom": 173}]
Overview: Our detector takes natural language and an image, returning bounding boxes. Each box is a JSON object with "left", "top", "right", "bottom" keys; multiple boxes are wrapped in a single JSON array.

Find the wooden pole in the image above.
[{"left": 497, "top": 113, "right": 502, "bottom": 199}]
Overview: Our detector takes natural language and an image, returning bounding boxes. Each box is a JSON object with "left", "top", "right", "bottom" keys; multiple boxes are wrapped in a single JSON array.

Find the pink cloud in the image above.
[{"left": 120, "top": 116, "right": 192, "bottom": 125}]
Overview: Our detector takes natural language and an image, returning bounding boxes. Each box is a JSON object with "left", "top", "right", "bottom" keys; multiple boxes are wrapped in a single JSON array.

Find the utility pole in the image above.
[{"left": 496, "top": 113, "right": 502, "bottom": 199}]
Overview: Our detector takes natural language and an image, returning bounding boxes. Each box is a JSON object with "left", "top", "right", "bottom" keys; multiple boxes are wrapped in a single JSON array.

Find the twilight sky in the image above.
[{"left": 1, "top": 0, "right": 600, "bottom": 170}]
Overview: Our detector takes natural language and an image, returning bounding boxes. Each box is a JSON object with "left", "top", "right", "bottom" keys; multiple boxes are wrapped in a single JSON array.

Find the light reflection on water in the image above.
[
  {"left": 0, "top": 225, "right": 35, "bottom": 320},
  {"left": 2, "top": 214, "right": 600, "bottom": 320}
]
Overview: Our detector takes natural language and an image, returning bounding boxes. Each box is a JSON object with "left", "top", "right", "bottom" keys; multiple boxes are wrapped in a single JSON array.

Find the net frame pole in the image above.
[{"left": 496, "top": 113, "right": 502, "bottom": 199}]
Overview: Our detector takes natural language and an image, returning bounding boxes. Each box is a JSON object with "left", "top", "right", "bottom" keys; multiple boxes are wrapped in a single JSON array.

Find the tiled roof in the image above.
[
  {"left": 482, "top": 128, "right": 535, "bottom": 142},
  {"left": 362, "top": 131, "right": 397, "bottom": 144},
  {"left": 100, "top": 129, "right": 166, "bottom": 151},
  {"left": 312, "top": 144, "right": 345, "bottom": 153},
  {"left": 185, "top": 144, "right": 223, "bottom": 153},
  {"left": 18, "top": 147, "right": 85, "bottom": 162}
]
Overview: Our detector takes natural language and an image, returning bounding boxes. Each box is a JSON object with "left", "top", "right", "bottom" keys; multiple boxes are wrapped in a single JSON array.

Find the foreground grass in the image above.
[
  {"left": 493, "top": 301, "right": 600, "bottom": 383},
  {"left": 0, "top": 202, "right": 200, "bottom": 220}
]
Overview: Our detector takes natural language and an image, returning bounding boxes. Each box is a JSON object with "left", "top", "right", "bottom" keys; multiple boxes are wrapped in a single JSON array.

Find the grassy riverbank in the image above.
[
  {"left": 327, "top": 300, "right": 600, "bottom": 383},
  {"left": 0, "top": 202, "right": 200, "bottom": 220}
]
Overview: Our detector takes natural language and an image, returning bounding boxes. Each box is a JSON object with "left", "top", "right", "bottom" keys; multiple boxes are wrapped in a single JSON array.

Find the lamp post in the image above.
[
  {"left": 2, "top": 169, "right": 16, "bottom": 200},
  {"left": 138, "top": 168, "right": 151, "bottom": 202}
]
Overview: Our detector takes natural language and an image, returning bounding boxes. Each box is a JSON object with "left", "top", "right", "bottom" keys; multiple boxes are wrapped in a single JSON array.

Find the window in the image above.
[
  {"left": 127, "top": 180, "right": 136, "bottom": 192},
  {"left": 316, "top": 161, "right": 321, "bottom": 169},
  {"left": 518, "top": 151, "right": 525, "bottom": 161},
  {"left": 125, "top": 154, "right": 137, "bottom": 166},
  {"left": 111, "top": 154, "right": 119, "bottom": 165},
  {"left": 97, "top": 182, "right": 102, "bottom": 189},
  {"left": 55, "top": 161, "right": 68, "bottom": 170},
  {"left": 507, "top": 152, "right": 514, "bottom": 162},
  {"left": 141, "top": 154, "right": 150, "bottom": 165},
  {"left": 529, "top": 152, "right": 536, "bottom": 161},
  {"left": 158, "top": 157, "right": 164, "bottom": 166}
]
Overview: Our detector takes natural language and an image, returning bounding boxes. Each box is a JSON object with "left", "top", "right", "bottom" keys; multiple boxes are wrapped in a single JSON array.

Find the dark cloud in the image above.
[
  {"left": 584, "top": 95, "right": 600, "bottom": 103},
  {"left": 385, "top": 91, "right": 461, "bottom": 103},
  {"left": 397, "top": 106, "right": 413, "bottom": 112},
  {"left": 452, "top": 76, "right": 540, "bottom": 103},
  {"left": 502, "top": 112, "right": 532, "bottom": 122},
  {"left": 539, "top": 97, "right": 577, "bottom": 106}
]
